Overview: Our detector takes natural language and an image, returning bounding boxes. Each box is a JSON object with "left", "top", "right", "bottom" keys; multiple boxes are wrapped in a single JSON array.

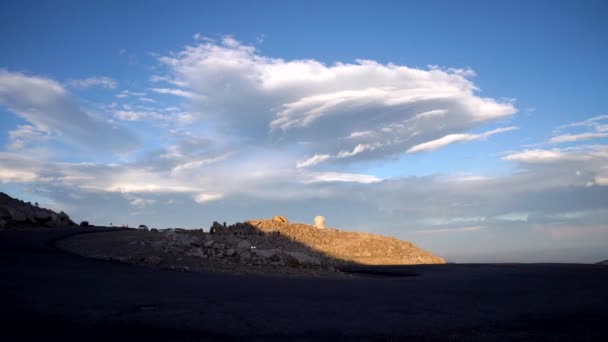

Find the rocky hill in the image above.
[
  {"left": 0, "top": 192, "right": 76, "bottom": 229},
  {"left": 59, "top": 216, "right": 444, "bottom": 278},
  {"left": 245, "top": 218, "right": 445, "bottom": 265}
]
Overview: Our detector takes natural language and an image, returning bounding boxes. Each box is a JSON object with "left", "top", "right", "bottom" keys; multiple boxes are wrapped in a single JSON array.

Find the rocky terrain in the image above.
[
  {"left": 0, "top": 192, "right": 76, "bottom": 229},
  {"left": 246, "top": 217, "right": 445, "bottom": 265},
  {"left": 59, "top": 216, "right": 444, "bottom": 278},
  {"left": 58, "top": 229, "right": 348, "bottom": 278}
]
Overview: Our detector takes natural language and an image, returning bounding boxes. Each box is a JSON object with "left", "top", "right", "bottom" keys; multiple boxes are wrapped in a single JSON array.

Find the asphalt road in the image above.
[{"left": 1, "top": 228, "right": 607, "bottom": 341}]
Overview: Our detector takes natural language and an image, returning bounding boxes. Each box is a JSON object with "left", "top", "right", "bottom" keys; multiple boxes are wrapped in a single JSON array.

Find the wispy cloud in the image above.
[
  {"left": 193, "top": 193, "right": 223, "bottom": 203},
  {"left": 548, "top": 132, "right": 608, "bottom": 144},
  {"left": 408, "top": 126, "right": 518, "bottom": 153},
  {"left": 68, "top": 76, "right": 117, "bottom": 89},
  {"left": 415, "top": 226, "right": 485, "bottom": 234},
  {"left": 301, "top": 172, "right": 382, "bottom": 184},
  {"left": 149, "top": 87, "right": 194, "bottom": 98}
]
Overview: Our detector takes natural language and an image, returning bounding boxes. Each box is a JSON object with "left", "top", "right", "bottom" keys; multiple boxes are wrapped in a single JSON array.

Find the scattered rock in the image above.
[
  {"left": 111, "top": 256, "right": 128, "bottom": 263},
  {"left": 150, "top": 241, "right": 163, "bottom": 249},
  {"left": 285, "top": 251, "right": 321, "bottom": 266},
  {"left": 0, "top": 206, "right": 12, "bottom": 220},
  {"left": 254, "top": 249, "right": 280, "bottom": 259},
  {"left": 239, "top": 250, "right": 252, "bottom": 260},
  {"left": 141, "top": 255, "right": 162, "bottom": 266},
  {"left": 33, "top": 210, "right": 51, "bottom": 221},
  {"left": 237, "top": 240, "right": 251, "bottom": 250},
  {"left": 9, "top": 208, "right": 27, "bottom": 222}
]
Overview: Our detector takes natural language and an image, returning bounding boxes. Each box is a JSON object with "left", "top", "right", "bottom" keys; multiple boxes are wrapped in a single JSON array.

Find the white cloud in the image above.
[
  {"left": 422, "top": 216, "right": 486, "bottom": 226},
  {"left": 548, "top": 132, "right": 608, "bottom": 144},
  {"left": 193, "top": 193, "right": 223, "bottom": 203},
  {"left": 157, "top": 37, "right": 517, "bottom": 163},
  {"left": 407, "top": 126, "right": 518, "bottom": 153},
  {"left": 554, "top": 115, "right": 608, "bottom": 132},
  {"left": 0, "top": 169, "right": 38, "bottom": 183},
  {"left": 68, "top": 76, "right": 117, "bottom": 89},
  {"left": 171, "top": 153, "right": 232, "bottom": 173},
  {"left": 502, "top": 149, "right": 592, "bottom": 163},
  {"left": 302, "top": 172, "right": 382, "bottom": 184},
  {"left": 296, "top": 154, "right": 331, "bottom": 169},
  {"left": 494, "top": 212, "right": 529, "bottom": 222},
  {"left": 336, "top": 143, "right": 381, "bottom": 158},
  {"left": 124, "top": 194, "right": 156, "bottom": 208},
  {"left": 7, "top": 125, "right": 51, "bottom": 151},
  {"left": 0, "top": 70, "right": 139, "bottom": 152},
  {"left": 415, "top": 226, "right": 484, "bottom": 234},
  {"left": 149, "top": 87, "right": 194, "bottom": 98},
  {"left": 140, "top": 97, "right": 156, "bottom": 103},
  {"left": 114, "top": 110, "right": 165, "bottom": 121}
]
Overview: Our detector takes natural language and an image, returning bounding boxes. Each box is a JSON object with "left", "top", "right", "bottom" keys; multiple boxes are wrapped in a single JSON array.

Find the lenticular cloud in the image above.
[{"left": 158, "top": 37, "right": 517, "bottom": 166}]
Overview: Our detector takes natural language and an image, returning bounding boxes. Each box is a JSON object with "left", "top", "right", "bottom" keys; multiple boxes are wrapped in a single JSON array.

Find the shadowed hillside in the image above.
[{"left": 0, "top": 192, "right": 76, "bottom": 229}]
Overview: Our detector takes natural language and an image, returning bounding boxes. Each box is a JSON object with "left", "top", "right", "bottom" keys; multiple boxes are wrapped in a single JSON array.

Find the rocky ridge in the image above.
[
  {"left": 0, "top": 192, "right": 76, "bottom": 229},
  {"left": 246, "top": 218, "right": 445, "bottom": 265},
  {"left": 58, "top": 215, "right": 444, "bottom": 277}
]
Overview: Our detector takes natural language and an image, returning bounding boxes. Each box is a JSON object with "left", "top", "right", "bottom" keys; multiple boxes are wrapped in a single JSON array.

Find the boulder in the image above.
[
  {"left": 34, "top": 210, "right": 51, "bottom": 222},
  {"left": 8, "top": 208, "right": 27, "bottom": 222},
  {"left": 210, "top": 221, "right": 223, "bottom": 234},
  {"left": 254, "top": 249, "right": 281, "bottom": 259},
  {"left": 285, "top": 251, "right": 321, "bottom": 266},
  {"left": 0, "top": 206, "right": 11, "bottom": 219},
  {"left": 272, "top": 215, "right": 288, "bottom": 223},
  {"left": 141, "top": 255, "right": 162, "bottom": 266},
  {"left": 187, "top": 248, "right": 205, "bottom": 258},
  {"left": 21, "top": 206, "right": 35, "bottom": 223},
  {"left": 111, "top": 256, "right": 128, "bottom": 263},
  {"left": 150, "top": 241, "right": 163, "bottom": 250},
  {"left": 239, "top": 250, "right": 252, "bottom": 260},
  {"left": 237, "top": 240, "right": 252, "bottom": 250}
]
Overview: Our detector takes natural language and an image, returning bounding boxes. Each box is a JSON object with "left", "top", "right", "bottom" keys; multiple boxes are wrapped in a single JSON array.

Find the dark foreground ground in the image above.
[{"left": 1, "top": 228, "right": 607, "bottom": 341}]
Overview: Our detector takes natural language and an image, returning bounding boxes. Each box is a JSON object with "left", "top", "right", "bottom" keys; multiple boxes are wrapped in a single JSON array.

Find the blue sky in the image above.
[{"left": 1, "top": 0, "right": 608, "bottom": 262}]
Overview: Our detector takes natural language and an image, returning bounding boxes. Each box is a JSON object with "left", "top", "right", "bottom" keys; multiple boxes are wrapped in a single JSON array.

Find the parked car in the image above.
[
  {"left": 80, "top": 221, "right": 89, "bottom": 227},
  {"left": 138, "top": 225, "right": 149, "bottom": 230}
]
